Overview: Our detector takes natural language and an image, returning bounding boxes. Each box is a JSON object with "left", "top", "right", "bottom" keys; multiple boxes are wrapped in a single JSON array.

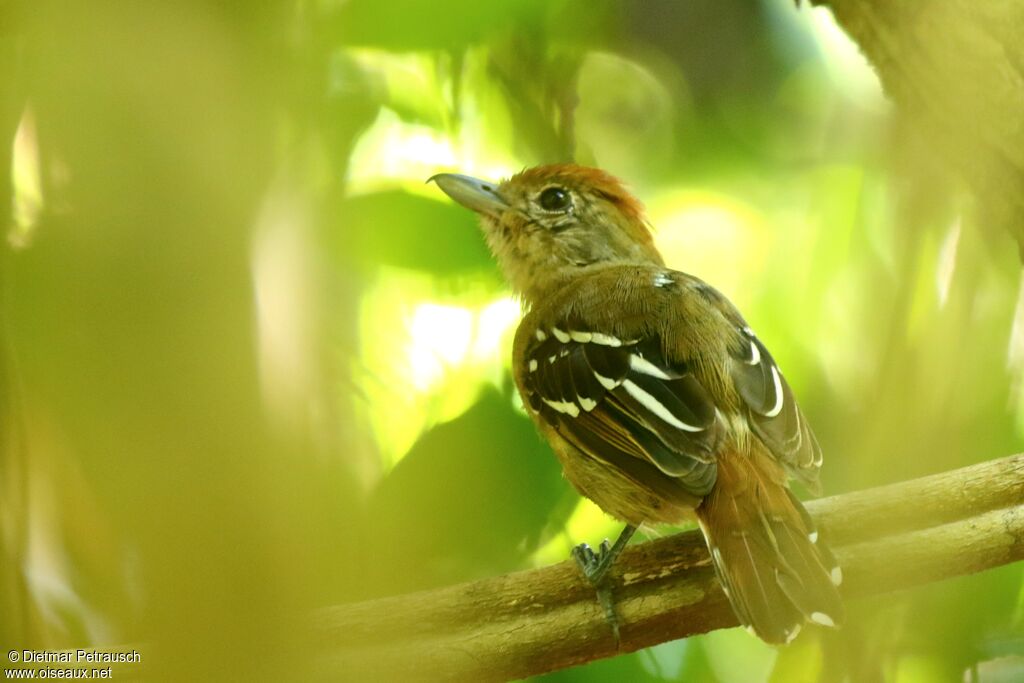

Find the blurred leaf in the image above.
[
  {"left": 769, "top": 630, "right": 822, "bottom": 683},
  {"left": 321, "top": 53, "right": 384, "bottom": 176},
  {"left": 332, "top": 190, "right": 497, "bottom": 275},
  {"left": 329, "top": 0, "right": 548, "bottom": 51},
  {"left": 911, "top": 565, "right": 1024, "bottom": 673},
  {"left": 700, "top": 628, "right": 776, "bottom": 683},
  {"left": 0, "top": 8, "right": 28, "bottom": 650},
  {"left": 974, "top": 656, "right": 1024, "bottom": 683},
  {"left": 575, "top": 51, "right": 676, "bottom": 181},
  {"left": 358, "top": 52, "right": 449, "bottom": 129},
  {"left": 361, "top": 388, "right": 563, "bottom": 596},
  {"left": 638, "top": 638, "right": 691, "bottom": 680},
  {"left": 538, "top": 649, "right": 665, "bottom": 683},
  {"left": 0, "top": 19, "right": 24, "bottom": 234},
  {"left": 893, "top": 655, "right": 950, "bottom": 683}
]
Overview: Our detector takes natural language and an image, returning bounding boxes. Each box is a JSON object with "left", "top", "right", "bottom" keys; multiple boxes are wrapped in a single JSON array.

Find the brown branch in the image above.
[{"left": 316, "top": 454, "right": 1024, "bottom": 681}]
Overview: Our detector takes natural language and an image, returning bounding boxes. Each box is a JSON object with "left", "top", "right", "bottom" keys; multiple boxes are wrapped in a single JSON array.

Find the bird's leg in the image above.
[{"left": 571, "top": 524, "right": 637, "bottom": 646}]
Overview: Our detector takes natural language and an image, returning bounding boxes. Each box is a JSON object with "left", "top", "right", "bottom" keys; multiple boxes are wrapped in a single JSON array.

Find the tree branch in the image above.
[{"left": 317, "top": 454, "right": 1024, "bottom": 681}]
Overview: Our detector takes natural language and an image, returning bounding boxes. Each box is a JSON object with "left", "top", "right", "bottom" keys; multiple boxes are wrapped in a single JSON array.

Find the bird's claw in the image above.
[
  {"left": 571, "top": 543, "right": 596, "bottom": 580},
  {"left": 572, "top": 539, "right": 615, "bottom": 585}
]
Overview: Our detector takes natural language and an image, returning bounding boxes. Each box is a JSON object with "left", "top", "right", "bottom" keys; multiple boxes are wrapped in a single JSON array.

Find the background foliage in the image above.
[{"left": 1, "top": 0, "right": 1022, "bottom": 680}]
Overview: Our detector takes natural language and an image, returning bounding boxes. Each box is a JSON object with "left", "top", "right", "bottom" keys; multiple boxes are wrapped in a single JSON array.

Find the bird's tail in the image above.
[{"left": 695, "top": 449, "right": 844, "bottom": 644}]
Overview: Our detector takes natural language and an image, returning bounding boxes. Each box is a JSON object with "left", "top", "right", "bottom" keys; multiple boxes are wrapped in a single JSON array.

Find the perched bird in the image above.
[{"left": 430, "top": 164, "right": 843, "bottom": 645}]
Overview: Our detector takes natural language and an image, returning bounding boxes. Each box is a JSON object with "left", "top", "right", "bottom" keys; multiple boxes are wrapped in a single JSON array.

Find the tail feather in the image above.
[{"left": 696, "top": 452, "right": 844, "bottom": 644}]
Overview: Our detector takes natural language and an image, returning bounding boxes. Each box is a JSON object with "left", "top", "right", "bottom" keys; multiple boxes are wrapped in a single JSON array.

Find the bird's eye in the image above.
[{"left": 538, "top": 187, "right": 571, "bottom": 212}]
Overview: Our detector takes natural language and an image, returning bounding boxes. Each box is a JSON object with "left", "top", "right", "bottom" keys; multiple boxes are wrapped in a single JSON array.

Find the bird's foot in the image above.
[
  {"left": 571, "top": 525, "right": 637, "bottom": 647},
  {"left": 572, "top": 539, "right": 622, "bottom": 647}
]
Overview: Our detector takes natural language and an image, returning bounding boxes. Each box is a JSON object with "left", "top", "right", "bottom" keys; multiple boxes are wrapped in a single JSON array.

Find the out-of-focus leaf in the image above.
[
  {"left": 331, "top": 190, "right": 497, "bottom": 275},
  {"left": 329, "top": 0, "right": 548, "bottom": 51},
  {"left": 325, "top": 55, "right": 383, "bottom": 150},
  {"left": 768, "top": 630, "right": 821, "bottom": 683},
  {"left": 575, "top": 51, "right": 676, "bottom": 181},
  {"left": 622, "top": 0, "right": 792, "bottom": 101},
  {"left": 360, "top": 388, "right": 563, "bottom": 596},
  {"left": 538, "top": 649, "right": 665, "bottom": 682},
  {"left": 908, "top": 565, "right": 1024, "bottom": 677},
  {"left": 638, "top": 638, "right": 691, "bottom": 680},
  {"left": 0, "top": 5, "right": 28, "bottom": 649},
  {"left": 973, "top": 656, "right": 1024, "bottom": 683},
  {"left": 893, "top": 655, "right": 950, "bottom": 683},
  {"left": 349, "top": 51, "right": 448, "bottom": 129},
  {"left": 0, "top": 22, "right": 24, "bottom": 234},
  {"left": 700, "top": 628, "right": 777, "bottom": 683}
]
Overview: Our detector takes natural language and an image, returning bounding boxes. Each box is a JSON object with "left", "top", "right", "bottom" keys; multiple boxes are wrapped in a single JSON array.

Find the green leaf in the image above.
[
  {"left": 329, "top": 0, "right": 548, "bottom": 51},
  {"left": 331, "top": 189, "right": 497, "bottom": 275},
  {"left": 362, "top": 388, "right": 564, "bottom": 595}
]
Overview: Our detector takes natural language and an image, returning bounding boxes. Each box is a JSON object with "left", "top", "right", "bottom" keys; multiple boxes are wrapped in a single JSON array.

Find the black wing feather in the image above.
[{"left": 523, "top": 329, "right": 723, "bottom": 497}]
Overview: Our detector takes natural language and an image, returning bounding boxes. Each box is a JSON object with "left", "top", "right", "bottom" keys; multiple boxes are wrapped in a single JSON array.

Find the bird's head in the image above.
[{"left": 430, "top": 164, "right": 663, "bottom": 303}]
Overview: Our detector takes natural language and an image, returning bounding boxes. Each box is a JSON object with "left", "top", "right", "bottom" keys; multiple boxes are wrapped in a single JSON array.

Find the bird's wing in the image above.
[
  {"left": 694, "top": 283, "right": 823, "bottom": 490},
  {"left": 521, "top": 326, "right": 724, "bottom": 497},
  {"left": 518, "top": 269, "right": 822, "bottom": 496},
  {"left": 725, "top": 323, "right": 822, "bottom": 489}
]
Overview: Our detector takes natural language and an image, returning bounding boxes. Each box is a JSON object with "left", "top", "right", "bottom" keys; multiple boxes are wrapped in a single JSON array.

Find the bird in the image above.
[{"left": 429, "top": 163, "right": 844, "bottom": 645}]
